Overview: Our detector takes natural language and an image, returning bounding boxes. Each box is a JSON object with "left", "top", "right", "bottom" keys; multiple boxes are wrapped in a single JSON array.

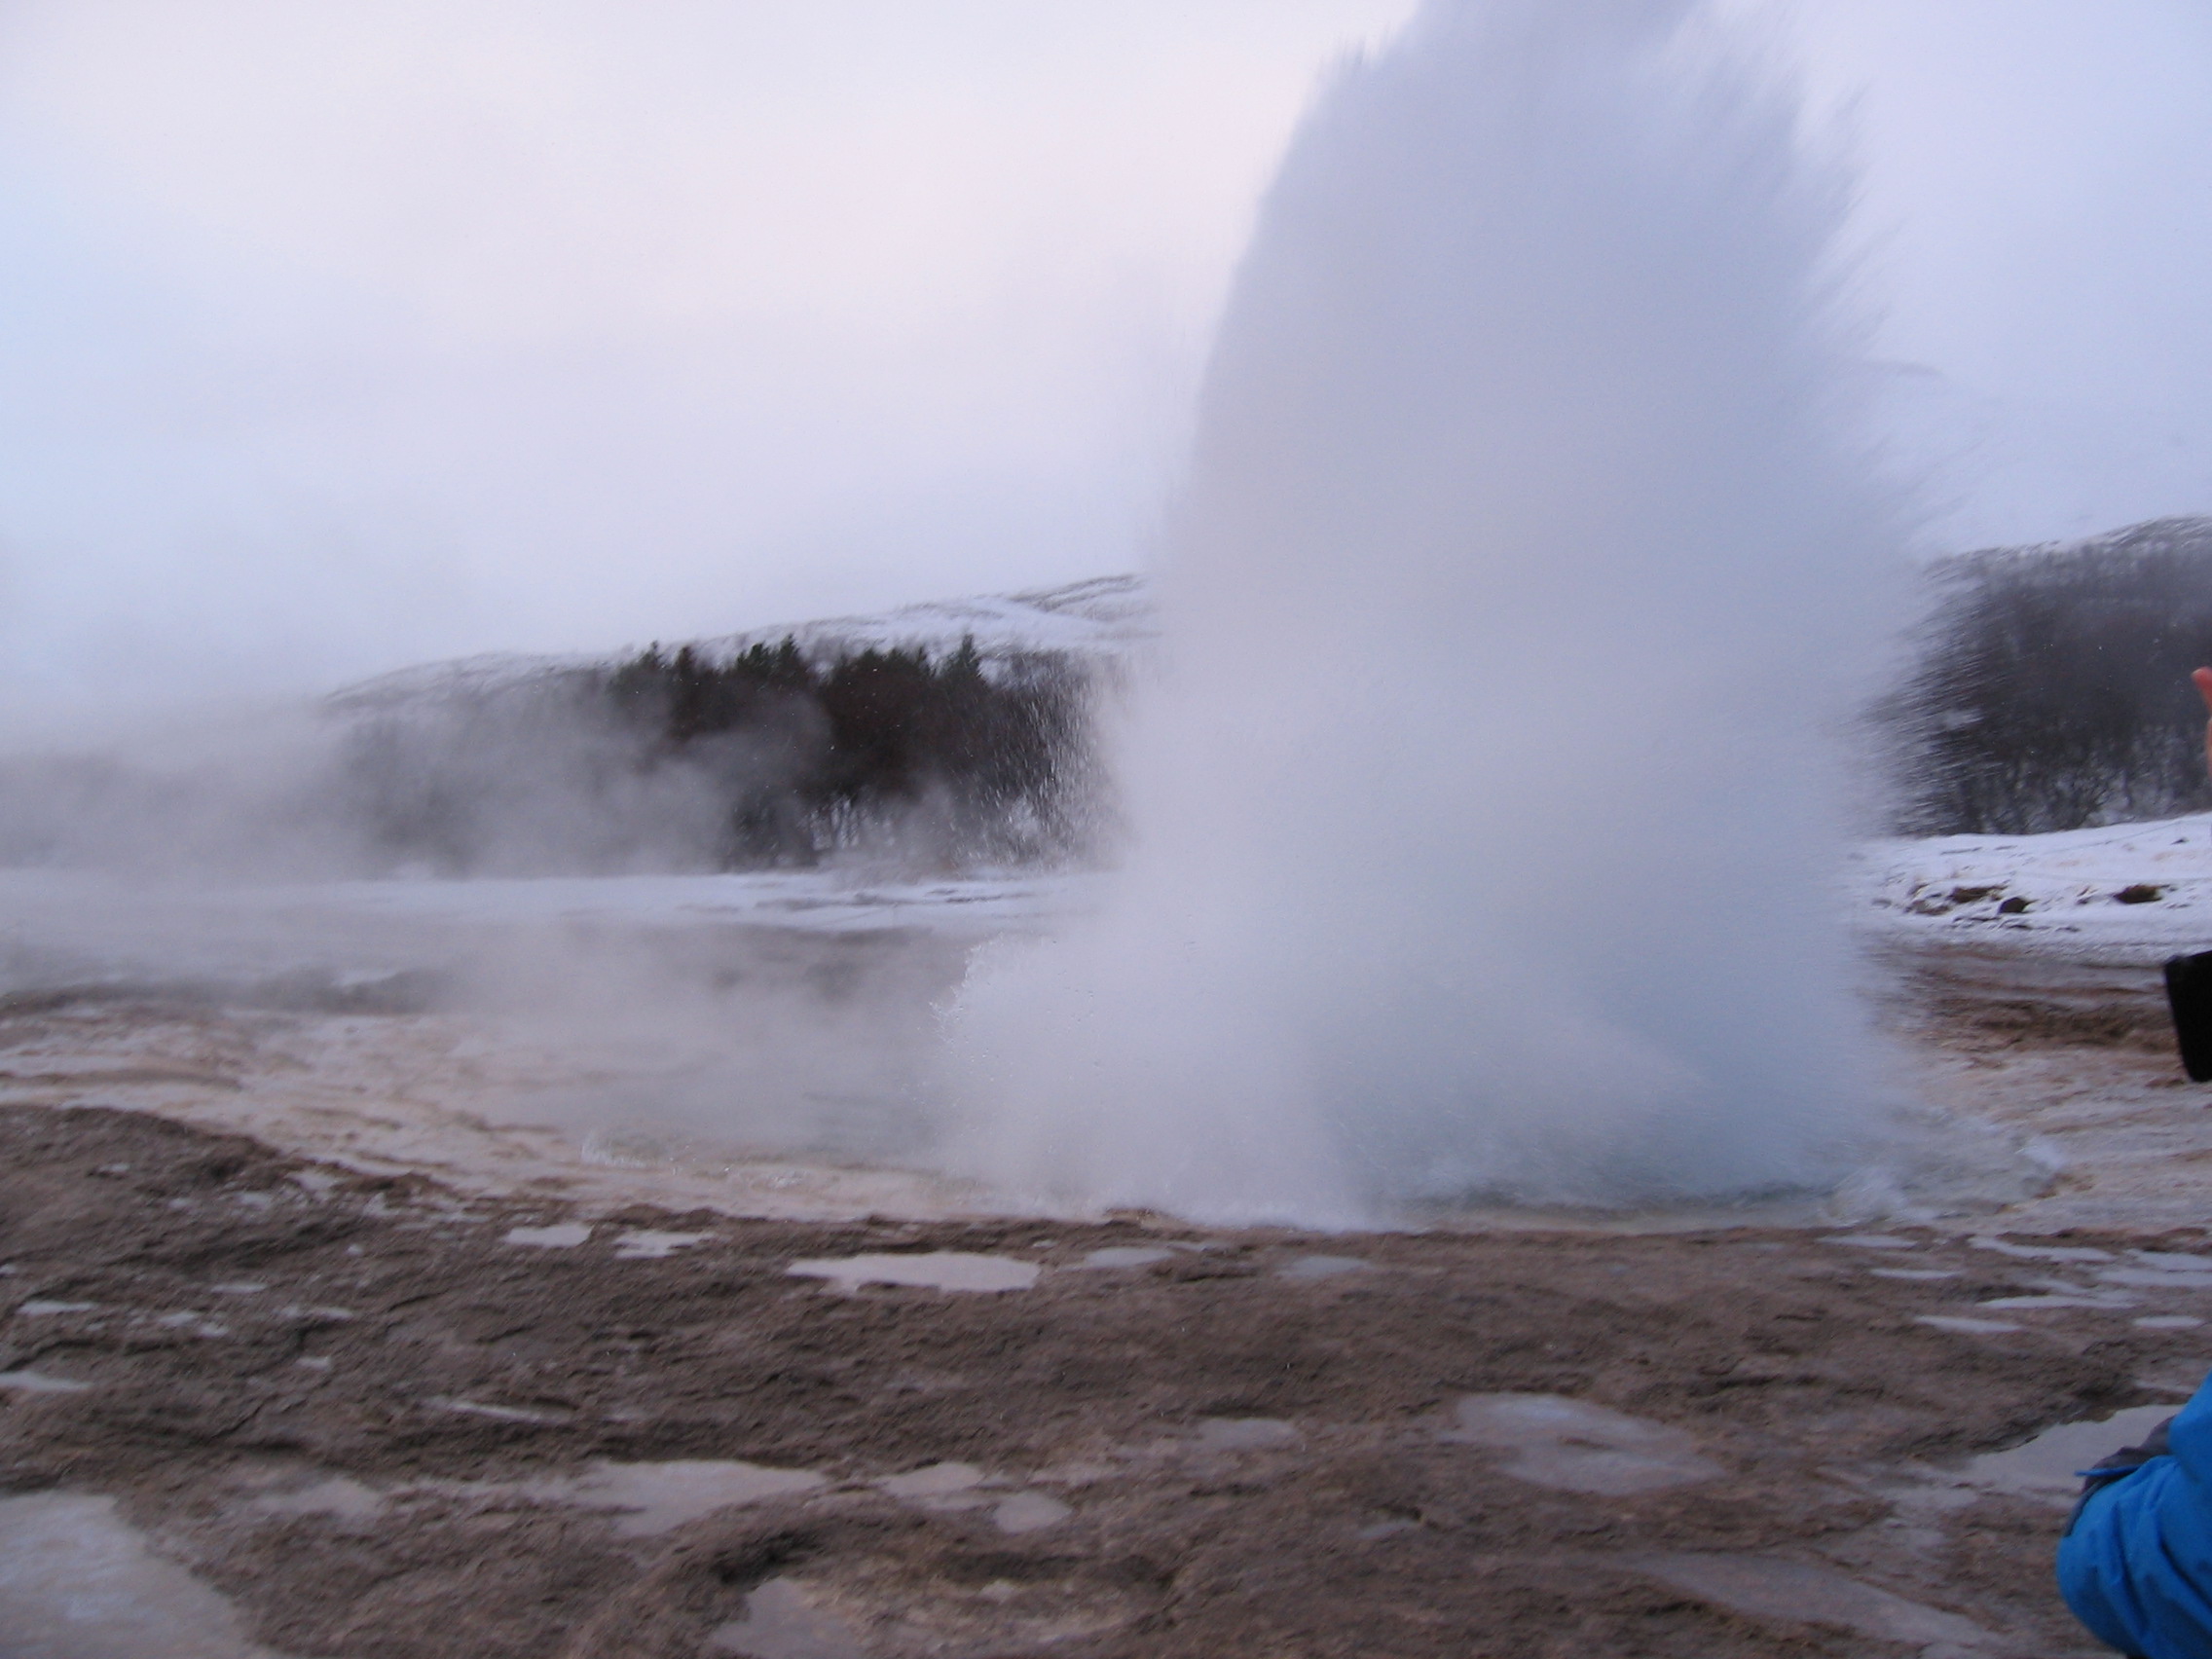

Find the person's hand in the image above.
[{"left": 2194, "top": 667, "right": 2212, "bottom": 782}]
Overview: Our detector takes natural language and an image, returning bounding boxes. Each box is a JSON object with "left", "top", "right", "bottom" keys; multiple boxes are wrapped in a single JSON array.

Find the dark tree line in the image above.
[
  {"left": 1883, "top": 516, "right": 2212, "bottom": 835},
  {"left": 334, "top": 635, "right": 1100, "bottom": 875},
  {"left": 600, "top": 634, "right": 1094, "bottom": 866}
]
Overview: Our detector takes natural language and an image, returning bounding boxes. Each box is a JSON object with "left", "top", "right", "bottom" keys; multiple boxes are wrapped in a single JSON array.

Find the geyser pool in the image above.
[{"left": 943, "top": 0, "right": 1901, "bottom": 1225}]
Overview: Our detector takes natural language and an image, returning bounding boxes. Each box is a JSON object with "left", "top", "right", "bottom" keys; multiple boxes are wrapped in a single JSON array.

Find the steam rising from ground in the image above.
[
  {"left": 943, "top": 0, "right": 1904, "bottom": 1226},
  {"left": 0, "top": 0, "right": 1935, "bottom": 1233},
  {"left": 0, "top": 645, "right": 1095, "bottom": 882},
  {"left": 0, "top": 695, "right": 741, "bottom": 883}
]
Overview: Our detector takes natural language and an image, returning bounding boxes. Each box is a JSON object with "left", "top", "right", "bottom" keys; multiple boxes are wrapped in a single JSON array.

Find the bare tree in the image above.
[{"left": 1884, "top": 516, "right": 2212, "bottom": 835}]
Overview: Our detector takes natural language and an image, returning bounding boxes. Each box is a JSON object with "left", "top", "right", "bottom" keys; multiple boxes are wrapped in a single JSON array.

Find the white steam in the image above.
[{"left": 941, "top": 0, "right": 1904, "bottom": 1226}]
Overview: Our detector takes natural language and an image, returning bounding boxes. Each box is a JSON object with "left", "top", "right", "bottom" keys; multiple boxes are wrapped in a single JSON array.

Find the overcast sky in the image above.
[{"left": 0, "top": 0, "right": 2206, "bottom": 719}]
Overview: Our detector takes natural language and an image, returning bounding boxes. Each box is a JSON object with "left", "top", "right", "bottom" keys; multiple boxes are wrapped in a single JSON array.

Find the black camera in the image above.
[{"left": 2165, "top": 951, "right": 2212, "bottom": 1083}]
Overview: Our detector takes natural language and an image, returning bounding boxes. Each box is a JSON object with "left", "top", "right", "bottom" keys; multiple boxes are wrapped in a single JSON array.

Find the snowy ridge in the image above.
[
  {"left": 325, "top": 648, "right": 602, "bottom": 712},
  {"left": 1948, "top": 513, "right": 2212, "bottom": 570},
  {"left": 690, "top": 572, "right": 1153, "bottom": 667},
  {"left": 328, "top": 574, "right": 1153, "bottom": 713}
]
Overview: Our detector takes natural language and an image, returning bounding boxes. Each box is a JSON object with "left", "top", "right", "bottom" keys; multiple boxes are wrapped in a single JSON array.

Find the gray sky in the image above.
[{"left": 0, "top": 0, "right": 2206, "bottom": 719}]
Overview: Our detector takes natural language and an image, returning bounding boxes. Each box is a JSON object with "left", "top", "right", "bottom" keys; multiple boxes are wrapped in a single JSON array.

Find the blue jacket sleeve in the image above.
[{"left": 2060, "top": 1378, "right": 2212, "bottom": 1658}]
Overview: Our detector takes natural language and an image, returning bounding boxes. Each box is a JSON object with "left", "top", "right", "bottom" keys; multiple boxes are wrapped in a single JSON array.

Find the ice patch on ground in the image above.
[
  {"left": 876, "top": 1462, "right": 983, "bottom": 1499},
  {"left": 1074, "top": 1246, "right": 1175, "bottom": 1271},
  {"left": 1445, "top": 1395, "right": 1720, "bottom": 1495},
  {"left": 252, "top": 1458, "right": 830, "bottom": 1537},
  {"left": 992, "top": 1492, "right": 1072, "bottom": 1534},
  {"left": 1963, "top": 1405, "right": 2179, "bottom": 1502},
  {"left": 705, "top": 1576, "right": 866, "bottom": 1659},
  {"left": 0, "top": 1369, "right": 91, "bottom": 1393},
  {"left": 502, "top": 1224, "right": 591, "bottom": 1248},
  {"left": 541, "top": 1460, "right": 829, "bottom": 1537},
  {"left": 1625, "top": 1552, "right": 1993, "bottom": 1651},
  {"left": 1276, "top": 1254, "right": 1370, "bottom": 1280},
  {"left": 786, "top": 1252, "right": 1040, "bottom": 1294},
  {"left": 0, "top": 1492, "right": 293, "bottom": 1659}
]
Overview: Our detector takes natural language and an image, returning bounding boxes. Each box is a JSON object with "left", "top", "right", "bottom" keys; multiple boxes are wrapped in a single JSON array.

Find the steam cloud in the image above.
[{"left": 942, "top": 0, "right": 1904, "bottom": 1226}]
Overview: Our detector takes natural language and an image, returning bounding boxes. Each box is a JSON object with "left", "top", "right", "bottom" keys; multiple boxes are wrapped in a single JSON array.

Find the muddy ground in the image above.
[{"left": 4, "top": 940, "right": 2211, "bottom": 1657}]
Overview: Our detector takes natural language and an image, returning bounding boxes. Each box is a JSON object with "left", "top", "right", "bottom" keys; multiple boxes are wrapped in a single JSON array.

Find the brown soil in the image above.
[
  {"left": 1, "top": 1097, "right": 2195, "bottom": 1658},
  {"left": 1874, "top": 941, "right": 2175, "bottom": 1055}
]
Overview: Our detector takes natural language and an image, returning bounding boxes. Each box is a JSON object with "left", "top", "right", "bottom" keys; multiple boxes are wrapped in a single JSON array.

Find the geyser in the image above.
[{"left": 942, "top": 0, "right": 1901, "bottom": 1226}]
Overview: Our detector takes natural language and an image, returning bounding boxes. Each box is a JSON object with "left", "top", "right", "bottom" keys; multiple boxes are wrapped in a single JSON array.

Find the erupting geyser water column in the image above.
[{"left": 943, "top": 0, "right": 1901, "bottom": 1226}]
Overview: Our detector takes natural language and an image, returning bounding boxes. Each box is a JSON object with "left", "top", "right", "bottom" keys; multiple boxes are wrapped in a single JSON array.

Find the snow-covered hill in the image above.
[
  {"left": 329, "top": 574, "right": 1154, "bottom": 713},
  {"left": 695, "top": 572, "right": 1153, "bottom": 665}
]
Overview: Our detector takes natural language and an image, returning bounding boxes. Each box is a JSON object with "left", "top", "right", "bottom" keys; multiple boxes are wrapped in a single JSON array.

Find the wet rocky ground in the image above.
[
  {"left": 4, "top": 1092, "right": 2207, "bottom": 1658},
  {"left": 9, "top": 929, "right": 2212, "bottom": 1655}
]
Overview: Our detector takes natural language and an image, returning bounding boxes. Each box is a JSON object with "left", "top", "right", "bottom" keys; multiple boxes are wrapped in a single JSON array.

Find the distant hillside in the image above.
[
  {"left": 1, "top": 576, "right": 1152, "bottom": 880},
  {"left": 1885, "top": 515, "right": 2212, "bottom": 835},
  {"left": 330, "top": 509, "right": 2212, "bottom": 860},
  {"left": 329, "top": 574, "right": 1153, "bottom": 716},
  {"left": 303, "top": 577, "right": 1157, "bottom": 877},
  {"left": 18, "top": 518, "right": 2207, "bottom": 880}
]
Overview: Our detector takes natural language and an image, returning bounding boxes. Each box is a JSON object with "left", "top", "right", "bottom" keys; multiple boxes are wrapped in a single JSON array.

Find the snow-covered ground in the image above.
[{"left": 1855, "top": 812, "right": 2212, "bottom": 962}]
